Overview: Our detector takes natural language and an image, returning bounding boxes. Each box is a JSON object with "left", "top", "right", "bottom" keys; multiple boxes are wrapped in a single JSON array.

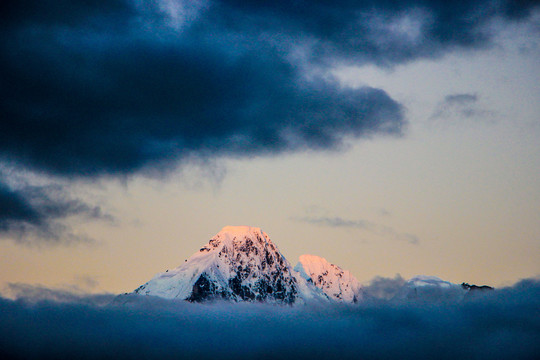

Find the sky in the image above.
[{"left": 1, "top": 0, "right": 539, "bottom": 297}]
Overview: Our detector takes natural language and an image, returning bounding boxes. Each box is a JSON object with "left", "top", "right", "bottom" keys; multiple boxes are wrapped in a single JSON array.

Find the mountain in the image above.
[
  {"left": 130, "top": 226, "right": 325, "bottom": 304},
  {"left": 294, "top": 254, "right": 363, "bottom": 303},
  {"left": 395, "top": 275, "right": 467, "bottom": 302},
  {"left": 461, "top": 282, "right": 493, "bottom": 292},
  {"left": 127, "top": 225, "right": 493, "bottom": 305},
  {"left": 461, "top": 282, "right": 494, "bottom": 299}
]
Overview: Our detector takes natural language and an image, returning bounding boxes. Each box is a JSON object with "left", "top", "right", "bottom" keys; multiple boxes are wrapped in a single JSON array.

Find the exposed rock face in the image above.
[
  {"left": 461, "top": 282, "right": 494, "bottom": 299},
  {"left": 294, "top": 254, "right": 363, "bottom": 303},
  {"left": 132, "top": 226, "right": 321, "bottom": 304},
  {"left": 461, "top": 283, "right": 494, "bottom": 292},
  {"left": 128, "top": 226, "right": 496, "bottom": 306}
]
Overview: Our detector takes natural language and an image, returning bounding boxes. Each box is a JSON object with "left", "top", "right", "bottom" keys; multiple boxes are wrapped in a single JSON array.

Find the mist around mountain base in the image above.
[{"left": 1, "top": 276, "right": 539, "bottom": 359}]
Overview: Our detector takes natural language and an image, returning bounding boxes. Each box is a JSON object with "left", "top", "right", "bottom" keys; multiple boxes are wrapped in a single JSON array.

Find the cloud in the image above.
[
  {"left": 0, "top": 181, "right": 113, "bottom": 245},
  {"left": 363, "top": 274, "right": 407, "bottom": 300},
  {"left": 431, "top": 92, "right": 494, "bottom": 120},
  {"left": 0, "top": 0, "right": 405, "bottom": 180},
  {"left": 213, "top": 0, "right": 539, "bottom": 65},
  {"left": 444, "top": 93, "right": 479, "bottom": 105},
  {"left": 1, "top": 1, "right": 537, "bottom": 242},
  {"left": 72, "top": 275, "right": 100, "bottom": 292},
  {"left": 2, "top": 282, "right": 113, "bottom": 305},
  {"left": 295, "top": 216, "right": 419, "bottom": 244},
  {"left": 2, "top": 0, "right": 538, "bottom": 179},
  {"left": 1, "top": 278, "right": 539, "bottom": 359}
]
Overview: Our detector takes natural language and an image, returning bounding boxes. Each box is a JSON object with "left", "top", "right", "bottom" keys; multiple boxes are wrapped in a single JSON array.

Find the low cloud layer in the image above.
[
  {"left": 362, "top": 274, "right": 408, "bottom": 300},
  {"left": 1, "top": 278, "right": 539, "bottom": 359}
]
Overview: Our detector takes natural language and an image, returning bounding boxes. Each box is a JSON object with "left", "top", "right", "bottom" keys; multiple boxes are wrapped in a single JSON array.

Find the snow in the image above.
[
  {"left": 129, "top": 225, "right": 474, "bottom": 305},
  {"left": 395, "top": 274, "right": 467, "bottom": 301},
  {"left": 218, "top": 225, "right": 263, "bottom": 236},
  {"left": 131, "top": 226, "right": 326, "bottom": 304},
  {"left": 408, "top": 275, "right": 453, "bottom": 287},
  {"left": 295, "top": 254, "right": 363, "bottom": 303}
]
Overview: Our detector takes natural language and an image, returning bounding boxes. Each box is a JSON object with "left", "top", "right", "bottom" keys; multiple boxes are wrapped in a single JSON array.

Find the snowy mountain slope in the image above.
[
  {"left": 294, "top": 254, "right": 363, "bottom": 303},
  {"left": 131, "top": 226, "right": 325, "bottom": 304},
  {"left": 127, "top": 226, "right": 493, "bottom": 306}
]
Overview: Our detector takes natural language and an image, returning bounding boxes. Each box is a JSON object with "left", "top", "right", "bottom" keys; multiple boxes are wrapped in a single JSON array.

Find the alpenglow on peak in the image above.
[
  {"left": 130, "top": 226, "right": 326, "bottom": 304},
  {"left": 295, "top": 254, "right": 363, "bottom": 303},
  {"left": 125, "top": 226, "right": 488, "bottom": 305}
]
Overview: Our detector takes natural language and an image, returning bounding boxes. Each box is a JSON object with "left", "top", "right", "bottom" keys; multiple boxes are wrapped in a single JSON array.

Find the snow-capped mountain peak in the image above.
[
  {"left": 294, "top": 254, "right": 363, "bottom": 303},
  {"left": 195, "top": 226, "right": 278, "bottom": 259},
  {"left": 131, "top": 226, "right": 323, "bottom": 304},
  {"left": 126, "top": 226, "right": 494, "bottom": 306}
]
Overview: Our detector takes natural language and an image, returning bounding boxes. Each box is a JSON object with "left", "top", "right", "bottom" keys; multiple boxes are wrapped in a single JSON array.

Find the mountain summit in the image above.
[
  {"left": 295, "top": 254, "right": 363, "bottom": 303},
  {"left": 128, "top": 226, "right": 487, "bottom": 305},
  {"left": 131, "top": 226, "right": 324, "bottom": 304}
]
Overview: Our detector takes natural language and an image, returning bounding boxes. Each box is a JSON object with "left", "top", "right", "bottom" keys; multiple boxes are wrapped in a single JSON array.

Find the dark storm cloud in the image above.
[
  {"left": 2, "top": 0, "right": 538, "bottom": 178},
  {"left": 1, "top": 0, "right": 538, "bottom": 241},
  {"left": 0, "top": 183, "right": 38, "bottom": 225},
  {"left": 1, "top": 278, "right": 539, "bottom": 359},
  {"left": 216, "top": 0, "right": 540, "bottom": 65},
  {"left": 0, "top": 182, "right": 112, "bottom": 244},
  {"left": 0, "top": 0, "right": 405, "bottom": 178},
  {"left": 295, "top": 215, "right": 419, "bottom": 244}
]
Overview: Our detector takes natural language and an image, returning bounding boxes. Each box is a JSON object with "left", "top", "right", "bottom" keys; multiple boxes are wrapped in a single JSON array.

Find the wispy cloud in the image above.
[
  {"left": 0, "top": 180, "right": 114, "bottom": 245},
  {"left": 444, "top": 94, "right": 479, "bottom": 104},
  {"left": 2, "top": 282, "right": 112, "bottom": 305},
  {"left": 294, "top": 216, "right": 419, "bottom": 244},
  {"left": 362, "top": 274, "right": 407, "bottom": 300},
  {"left": 431, "top": 92, "right": 493, "bottom": 120}
]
